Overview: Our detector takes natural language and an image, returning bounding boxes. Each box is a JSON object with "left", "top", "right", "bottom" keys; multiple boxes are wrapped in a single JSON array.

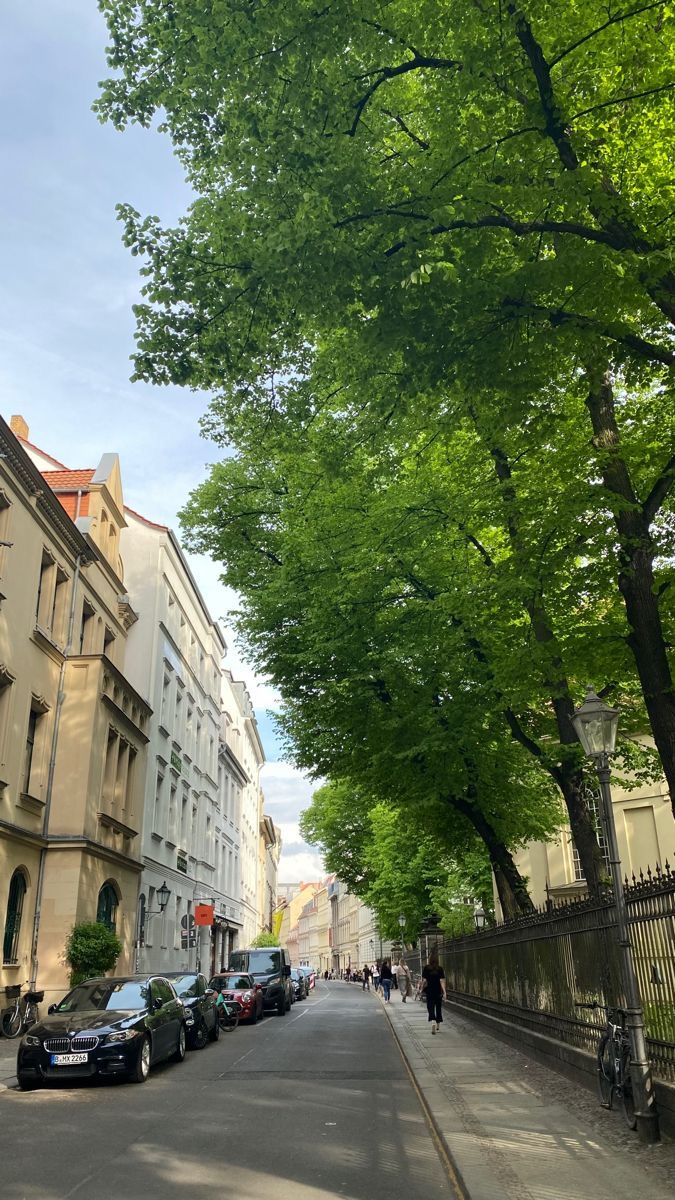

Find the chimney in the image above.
[{"left": 10, "top": 415, "right": 29, "bottom": 441}]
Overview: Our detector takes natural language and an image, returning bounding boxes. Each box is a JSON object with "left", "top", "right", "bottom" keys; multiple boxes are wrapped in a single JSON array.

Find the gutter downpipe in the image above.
[{"left": 30, "top": 491, "right": 85, "bottom": 989}]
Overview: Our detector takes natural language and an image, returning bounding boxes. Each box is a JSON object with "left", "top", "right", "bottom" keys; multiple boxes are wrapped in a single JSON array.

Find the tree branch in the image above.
[
  {"left": 501, "top": 298, "right": 675, "bottom": 366},
  {"left": 348, "top": 54, "right": 461, "bottom": 136},
  {"left": 550, "top": 1, "right": 667, "bottom": 67},
  {"left": 643, "top": 452, "right": 675, "bottom": 523}
]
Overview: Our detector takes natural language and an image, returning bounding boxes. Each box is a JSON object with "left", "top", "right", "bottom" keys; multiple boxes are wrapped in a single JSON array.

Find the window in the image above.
[
  {"left": 160, "top": 674, "right": 171, "bottom": 727},
  {"left": 23, "top": 704, "right": 43, "bottom": 795},
  {"left": 168, "top": 782, "right": 177, "bottom": 844},
  {"left": 0, "top": 668, "right": 13, "bottom": 768},
  {"left": 96, "top": 882, "right": 118, "bottom": 931},
  {"left": 175, "top": 687, "right": 183, "bottom": 739},
  {"left": 103, "top": 626, "right": 116, "bottom": 660},
  {"left": 79, "top": 600, "right": 95, "bottom": 654},
  {"left": 572, "top": 785, "right": 610, "bottom": 881},
  {"left": 152, "top": 770, "right": 165, "bottom": 835},
  {"left": 180, "top": 791, "right": 188, "bottom": 847},
  {"left": 0, "top": 491, "right": 11, "bottom": 577},
  {"left": 138, "top": 893, "right": 146, "bottom": 947},
  {"left": 49, "top": 565, "right": 69, "bottom": 644},
  {"left": 35, "top": 549, "right": 55, "bottom": 629},
  {"left": 3, "top": 869, "right": 27, "bottom": 964}
]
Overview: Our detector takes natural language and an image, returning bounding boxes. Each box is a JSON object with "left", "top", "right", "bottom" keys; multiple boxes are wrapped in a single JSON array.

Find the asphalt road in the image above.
[{"left": 0, "top": 981, "right": 454, "bottom": 1199}]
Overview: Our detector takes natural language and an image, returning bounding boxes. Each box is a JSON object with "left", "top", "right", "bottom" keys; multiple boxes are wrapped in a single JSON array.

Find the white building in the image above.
[
  {"left": 222, "top": 674, "right": 266, "bottom": 946},
  {"left": 120, "top": 508, "right": 263, "bottom": 976}
]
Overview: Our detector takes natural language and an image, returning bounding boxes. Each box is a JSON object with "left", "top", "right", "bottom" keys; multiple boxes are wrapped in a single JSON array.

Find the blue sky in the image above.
[{"left": 0, "top": 2, "right": 323, "bottom": 883}]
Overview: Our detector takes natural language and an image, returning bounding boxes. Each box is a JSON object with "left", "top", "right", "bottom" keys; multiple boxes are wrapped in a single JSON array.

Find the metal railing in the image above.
[{"left": 407, "top": 863, "right": 675, "bottom": 1082}]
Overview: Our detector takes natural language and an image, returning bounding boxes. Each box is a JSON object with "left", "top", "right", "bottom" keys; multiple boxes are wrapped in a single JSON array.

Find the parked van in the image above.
[{"left": 228, "top": 947, "right": 292, "bottom": 1015}]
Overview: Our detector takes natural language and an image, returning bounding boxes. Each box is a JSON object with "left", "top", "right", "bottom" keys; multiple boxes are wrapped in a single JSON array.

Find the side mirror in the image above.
[
  {"left": 48, "top": 1004, "right": 57, "bottom": 1015},
  {"left": 284, "top": 965, "right": 291, "bottom": 977},
  {"left": 153, "top": 996, "right": 163, "bottom": 1011}
]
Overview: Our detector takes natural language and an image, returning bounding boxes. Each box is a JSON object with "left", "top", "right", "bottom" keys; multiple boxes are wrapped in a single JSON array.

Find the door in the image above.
[{"left": 149, "top": 978, "right": 176, "bottom": 1059}]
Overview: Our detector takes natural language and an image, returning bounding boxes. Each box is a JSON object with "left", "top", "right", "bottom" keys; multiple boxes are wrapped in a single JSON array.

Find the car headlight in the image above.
[
  {"left": 23, "top": 1034, "right": 41, "bottom": 1047},
  {"left": 107, "top": 1029, "right": 141, "bottom": 1043},
  {"left": 242, "top": 991, "right": 253, "bottom": 1001}
]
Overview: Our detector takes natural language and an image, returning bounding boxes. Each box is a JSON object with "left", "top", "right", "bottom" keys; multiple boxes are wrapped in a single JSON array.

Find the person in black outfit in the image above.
[
  {"left": 380, "top": 959, "right": 393, "bottom": 1002},
  {"left": 421, "top": 951, "right": 446, "bottom": 1033}
]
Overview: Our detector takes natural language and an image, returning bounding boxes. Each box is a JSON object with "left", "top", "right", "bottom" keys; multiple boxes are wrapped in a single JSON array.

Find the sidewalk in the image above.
[
  {"left": 380, "top": 992, "right": 675, "bottom": 1200},
  {"left": 0, "top": 1039, "right": 17, "bottom": 1087}
]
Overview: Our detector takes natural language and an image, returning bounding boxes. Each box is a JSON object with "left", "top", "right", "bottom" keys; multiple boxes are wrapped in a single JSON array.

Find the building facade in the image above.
[
  {"left": 1, "top": 417, "right": 150, "bottom": 1005},
  {"left": 120, "top": 508, "right": 250, "bottom": 977}
]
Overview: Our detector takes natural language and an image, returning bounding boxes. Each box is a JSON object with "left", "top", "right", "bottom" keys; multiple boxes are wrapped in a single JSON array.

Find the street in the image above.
[{"left": 0, "top": 982, "right": 453, "bottom": 1199}]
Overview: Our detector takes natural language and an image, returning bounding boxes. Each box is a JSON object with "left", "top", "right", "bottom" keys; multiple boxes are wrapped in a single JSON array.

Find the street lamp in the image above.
[
  {"left": 134, "top": 882, "right": 171, "bottom": 972},
  {"left": 474, "top": 906, "right": 487, "bottom": 931},
  {"left": 571, "top": 687, "right": 659, "bottom": 1143}
]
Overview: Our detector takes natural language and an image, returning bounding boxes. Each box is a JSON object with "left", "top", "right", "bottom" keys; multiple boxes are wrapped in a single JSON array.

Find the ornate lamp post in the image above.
[
  {"left": 134, "top": 881, "right": 170, "bottom": 973},
  {"left": 474, "top": 906, "right": 487, "bottom": 932},
  {"left": 571, "top": 687, "right": 659, "bottom": 1143}
]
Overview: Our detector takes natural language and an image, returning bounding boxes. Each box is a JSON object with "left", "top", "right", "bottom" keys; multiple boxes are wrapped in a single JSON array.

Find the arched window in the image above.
[
  {"left": 96, "top": 882, "right": 119, "bottom": 932},
  {"left": 3, "top": 870, "right": 27, "bottom": 964}
]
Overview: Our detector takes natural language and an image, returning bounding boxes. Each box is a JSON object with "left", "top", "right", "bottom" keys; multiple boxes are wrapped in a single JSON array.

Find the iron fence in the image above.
[{"left": 406, "top": 863, "right": 675, "bottom": 1083}]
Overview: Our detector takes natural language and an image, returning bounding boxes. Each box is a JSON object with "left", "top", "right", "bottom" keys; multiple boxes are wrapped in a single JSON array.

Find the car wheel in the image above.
[
  {"left": 250, "top": 1007, "right": 258, "bottom": 1024},
  {"left": 171, "top": 1024, "right": 187, "bottom": 1063},
  {"left": 129, "top": 1036, "right": 151, "bottom": 1084},
  {"left": 277, "top": 995, "right": 286, "bottom": 1016},
  {"left": 208, "top": 1013, "right": 220, "bottom": 1042},
  {"left": 17, "top": 1072, "right": 40, "bottom": 1091},
  {"left": 192, "top": 1018, "right": 208, "bottom": 1050}
]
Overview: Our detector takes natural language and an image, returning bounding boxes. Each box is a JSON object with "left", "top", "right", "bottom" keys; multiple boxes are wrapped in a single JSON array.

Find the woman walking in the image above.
[
  {"left": 380, "top": 958, "right": 393, "bottom": 1002},
  {"left": 397, "top": 957, "right": 413, "bottom": 1002},
  {"left": 421, "top": 950, "right": 446, "bottom": 1034}
]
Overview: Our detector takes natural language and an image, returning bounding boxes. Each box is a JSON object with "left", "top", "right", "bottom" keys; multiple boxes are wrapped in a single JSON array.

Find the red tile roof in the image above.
[{"left": 41, "top": 469, "right": 95, "bottom": 489}]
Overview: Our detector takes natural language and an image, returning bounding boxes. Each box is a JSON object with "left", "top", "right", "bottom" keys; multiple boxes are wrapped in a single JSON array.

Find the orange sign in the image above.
[{"left": 194, "top": 903, "right": 215, "bottom": 927}]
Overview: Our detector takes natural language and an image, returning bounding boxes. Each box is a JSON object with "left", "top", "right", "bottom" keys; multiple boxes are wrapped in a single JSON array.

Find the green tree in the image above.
[
  {"left": 250, "top": 930, "right": 281, "bottom": 947},
  {"left": 63, "top": 922, "right": 123, "bottom": 987},
  {"left": 97, "top": 0, "right": 675, "bottom": 823}
]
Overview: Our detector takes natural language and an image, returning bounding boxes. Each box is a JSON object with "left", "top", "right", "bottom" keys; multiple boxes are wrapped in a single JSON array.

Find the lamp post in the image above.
[
  {"left": 398, "top": 913, "right": 406, "bottom": 949},
  {"left": 571, "top": 687, "right": 659, "bottom": 1143},
  {"left": 135, "top": 881, "right": 170, "bottom": 972},
  {"left": 474, "top": 906, "right": 487, "bottom": 932}
]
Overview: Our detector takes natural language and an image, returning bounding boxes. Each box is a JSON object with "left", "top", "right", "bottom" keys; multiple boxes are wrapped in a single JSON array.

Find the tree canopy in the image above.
[{"left": 96, "top": 1, "right": 674, "bottom": 909}]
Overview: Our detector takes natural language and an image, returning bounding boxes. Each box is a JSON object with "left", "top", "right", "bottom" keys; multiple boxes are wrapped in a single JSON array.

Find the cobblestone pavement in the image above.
[{"left": 381, "top": 991, "right": 675, "bottom": 1200}]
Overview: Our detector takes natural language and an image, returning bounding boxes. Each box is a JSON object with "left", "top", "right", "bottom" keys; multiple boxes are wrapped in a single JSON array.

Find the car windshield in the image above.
[
  {"left": 214, "top": 975, "right": 251, "bottom": 990},
  {"left": 230, "top": 950, "right": 281, "bottom": 975},
  {"left": 170, "top": 975, "right": 199, "bottom": 998},
  {"left": 55, "top": 981, "right": 149, "bottom": 1013}
]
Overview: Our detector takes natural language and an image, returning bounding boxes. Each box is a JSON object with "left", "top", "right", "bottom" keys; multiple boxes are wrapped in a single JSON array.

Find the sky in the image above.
[{"left": 0, "top": 2, "right": 324, "bottom": 884}]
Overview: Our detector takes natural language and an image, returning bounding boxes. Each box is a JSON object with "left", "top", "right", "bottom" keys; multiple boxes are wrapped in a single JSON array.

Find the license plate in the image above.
[{"left": 50, "top": 1052, "right": 89, "bottom": 1066}]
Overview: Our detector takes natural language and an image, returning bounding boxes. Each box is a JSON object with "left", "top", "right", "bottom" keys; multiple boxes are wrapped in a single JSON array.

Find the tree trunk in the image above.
[
  {"left": 450, "top": 793, "right": 535, "bottom": 916},
  {"left": 472, "top": 416, "right": 606, "bottom": 893},
  {"left": 585, "top": 369, "right": 675, "bottom": 816}
]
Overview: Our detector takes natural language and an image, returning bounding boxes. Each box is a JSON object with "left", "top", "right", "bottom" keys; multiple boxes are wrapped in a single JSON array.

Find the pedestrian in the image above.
[
  {"left": 396, "top": 957, "right": 412, "bottom": 1002},
  {"left": 380, "top": 958, "right": 393, "bottom": 1002},
  {"left": 372, "top": 962, "right": 380, "bottom": 992},
  {"left": 421, "top": 950, "right": 446, "bottom": 1034},
  {"left": 362, "top": 963, "right": 371, "bottom": 990}
]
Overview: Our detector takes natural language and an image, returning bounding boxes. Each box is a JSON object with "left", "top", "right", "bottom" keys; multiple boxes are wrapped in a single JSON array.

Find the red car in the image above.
[{"left": 209, "top": 972, "right": 264, "bottom": 1024}]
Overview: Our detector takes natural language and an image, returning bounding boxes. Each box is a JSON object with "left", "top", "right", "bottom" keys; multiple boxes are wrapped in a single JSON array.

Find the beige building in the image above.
[
  {"left": 259, "top": 813, "right": 281, "bottom": 933},
  {"left": 1, "top": 416, "right": 150, "bottom": 1006},
  {"left": 513, "top": 765, "right": 674, "bottom": 909}
]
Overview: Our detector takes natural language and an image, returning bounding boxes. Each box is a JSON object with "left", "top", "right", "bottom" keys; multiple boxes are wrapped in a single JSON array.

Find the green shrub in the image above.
[
  {"left": 64, "top": 922, "right": 123, "bottom": 987},
  {"left": 249, "top": 930, "right": 280, "bottom": 948}
]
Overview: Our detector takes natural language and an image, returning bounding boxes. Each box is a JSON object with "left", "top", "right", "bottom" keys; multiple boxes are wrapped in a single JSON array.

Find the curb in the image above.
[{"left": 378, "top": 993, "right": 471, "bottom": 1200}]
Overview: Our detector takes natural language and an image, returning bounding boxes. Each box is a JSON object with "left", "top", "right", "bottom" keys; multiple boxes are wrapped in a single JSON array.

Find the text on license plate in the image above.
[{"left": 50, "top": 1052, "right": 89, "bottom": 1066}]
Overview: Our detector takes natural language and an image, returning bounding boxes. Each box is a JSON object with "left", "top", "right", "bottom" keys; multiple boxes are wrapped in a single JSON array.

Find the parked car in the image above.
[
  {"left": 209, "top": 972, "right": 264, "bottom": 1023},
  {"left": 16, "top": 975, "right": 188, "bottom": 1089},
  {"left": 301, "top": 965, "right": 318, "bottom": 989},
  {"left": 290, "top": 968, "right": 308, "bottom": 1000},
  {"left": 164, "top": 972, "right": 219, "bottom": 1048},
  {"left": 228, "top": 947, "right": 292, "bottom": 1016}
]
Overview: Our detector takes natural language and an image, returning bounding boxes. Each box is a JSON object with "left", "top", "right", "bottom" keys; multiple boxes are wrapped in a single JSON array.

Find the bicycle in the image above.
[
  {"left": 576, "top": 1001, "right": 637, "bottom": 1131},
  {"left": 217, "top": 1000, "right": 239, "bottom": 1033},
  {"left": 1, "top": 983, "right": 44, "bottom": 1039}
]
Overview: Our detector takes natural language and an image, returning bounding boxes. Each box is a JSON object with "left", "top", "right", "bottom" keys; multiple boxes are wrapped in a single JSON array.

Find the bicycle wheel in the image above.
[
  {"left": 218, "top": 1007, "right": 238, "bottom": 1033},
  {"left": 596, "top": 1035, "right": 614, "bottom": 1108},
  {"left": 1, "top": 1005, "right": 23, "bottom": 1039},
  {"left": 619, "top": 1051, "right": 637, "bottom": 1131}
]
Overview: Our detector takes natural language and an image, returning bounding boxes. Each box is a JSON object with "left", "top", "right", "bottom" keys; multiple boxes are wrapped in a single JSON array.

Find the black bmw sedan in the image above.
[{"left": 16, "top": 975, "right": 188, "bottom": 1090}]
